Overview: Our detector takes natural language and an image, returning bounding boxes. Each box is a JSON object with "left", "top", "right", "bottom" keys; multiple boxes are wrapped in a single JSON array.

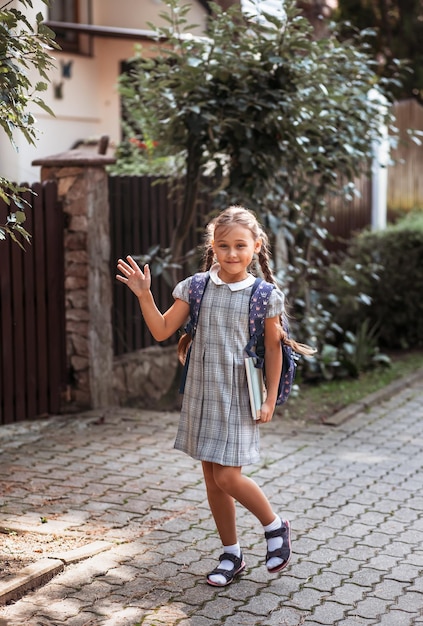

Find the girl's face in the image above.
[{"left": 212, "top": 224, "right": 261, "bottom": 283}]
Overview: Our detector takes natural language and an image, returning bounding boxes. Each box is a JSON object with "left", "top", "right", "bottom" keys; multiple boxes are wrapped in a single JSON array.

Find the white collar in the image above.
[{"left": 209, "top": 263, "right": 256, "bottom": 292}]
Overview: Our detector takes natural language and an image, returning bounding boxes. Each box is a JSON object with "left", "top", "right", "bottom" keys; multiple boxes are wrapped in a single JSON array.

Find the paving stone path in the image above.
[{"left": 0, "top": 378, "right": 422, "bottom": 625}]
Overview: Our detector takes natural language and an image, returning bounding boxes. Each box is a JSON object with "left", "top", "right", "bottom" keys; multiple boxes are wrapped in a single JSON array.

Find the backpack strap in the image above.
[
  {"left": 184, "top": 271, "right": 210, "bottom": 339},
  {"left": 245, "top": 279, "right": 275, "bottom": 368},
  {"left": 179, "top": 271, "right": 210, "bottom": 394}
]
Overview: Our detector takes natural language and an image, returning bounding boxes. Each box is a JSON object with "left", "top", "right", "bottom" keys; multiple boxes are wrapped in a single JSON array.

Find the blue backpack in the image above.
[{"left": 179, "top": 271, "right": 298, "bottom": 405}]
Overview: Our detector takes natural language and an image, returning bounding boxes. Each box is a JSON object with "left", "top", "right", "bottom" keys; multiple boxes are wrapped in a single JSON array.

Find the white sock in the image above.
[
  {"left": 264, "top": 515, "right": 283, "bottom": 570},
  {"left": 208, "top": 542, "right": 241, "bottom": 586}
]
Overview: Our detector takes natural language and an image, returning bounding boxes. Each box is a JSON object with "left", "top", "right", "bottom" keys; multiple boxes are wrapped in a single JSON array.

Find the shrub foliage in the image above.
[{"left": 327, "top": 213, "right": 423, "bottom": 349}]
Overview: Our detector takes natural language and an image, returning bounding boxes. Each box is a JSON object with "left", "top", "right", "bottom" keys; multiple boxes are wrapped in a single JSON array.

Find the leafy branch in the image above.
[{"left": 0, "top": 0, "right": 58, "bottom": 243}]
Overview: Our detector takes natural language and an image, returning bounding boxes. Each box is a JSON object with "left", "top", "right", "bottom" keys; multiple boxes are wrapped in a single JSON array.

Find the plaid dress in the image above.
[{"left": 172, "top": 268, "right": 284, "bottom": 467}]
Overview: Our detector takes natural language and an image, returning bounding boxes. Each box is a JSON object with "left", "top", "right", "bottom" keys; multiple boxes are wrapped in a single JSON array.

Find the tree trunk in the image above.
[{"left": 170, "top": 137, "right": 203, "bottom": 271}]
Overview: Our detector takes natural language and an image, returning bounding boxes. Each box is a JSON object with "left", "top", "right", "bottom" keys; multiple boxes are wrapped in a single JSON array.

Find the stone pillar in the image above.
[{"left": 33, "top": 149, "right": 116, "bottom": 410}]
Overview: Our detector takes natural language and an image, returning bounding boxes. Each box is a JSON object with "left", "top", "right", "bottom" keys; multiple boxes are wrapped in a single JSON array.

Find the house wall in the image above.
[
  {"left": 92, "top": 0, "right": 208, "bottom": 31},
  {"left": 0, "top": 0, "right": 208, "bottom": 184}
]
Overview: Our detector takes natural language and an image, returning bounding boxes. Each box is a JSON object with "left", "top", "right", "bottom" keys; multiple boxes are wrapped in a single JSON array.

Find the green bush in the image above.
[{"left": 326, "top": 212, "right": 423, "bottom": 349}]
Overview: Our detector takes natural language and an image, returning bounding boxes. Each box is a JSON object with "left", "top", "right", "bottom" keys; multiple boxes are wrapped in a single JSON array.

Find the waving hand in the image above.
[{"left": 116, "top": 256, "right": 151, "bottom": 297}]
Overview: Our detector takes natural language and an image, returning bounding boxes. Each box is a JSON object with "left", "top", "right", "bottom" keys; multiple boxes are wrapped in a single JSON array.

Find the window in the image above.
[
  {"left": 49, "top": 0, "right": 79, "bottom": 52},
  {"left": 48, "top": 0, "right": 92, "bottom": 55},
  {"left": 49, "top": 0, "right": 78, "bottom": 22}
]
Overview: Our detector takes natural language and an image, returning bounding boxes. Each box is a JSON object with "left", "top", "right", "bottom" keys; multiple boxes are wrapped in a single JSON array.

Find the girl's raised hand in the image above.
[{"left": 116, "top": 256, "right": 151, "bottom": 297}]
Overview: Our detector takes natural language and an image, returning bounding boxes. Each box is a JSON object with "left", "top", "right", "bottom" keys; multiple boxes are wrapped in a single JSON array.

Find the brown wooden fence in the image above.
[
  {"left": 109, "top": 174, "right": 374, "bottom": 356},
  {"left": 0, "top": 182, "right": 66, "bottom": 425},
  {"left": 325, "top": 174, "right": 372, "bottom": 251},
  {"left": 388, "top": 99, "right": 423, "bottom": 211},
  {"left": 109, "top": 176, "right": 209, "bottom": 355}
]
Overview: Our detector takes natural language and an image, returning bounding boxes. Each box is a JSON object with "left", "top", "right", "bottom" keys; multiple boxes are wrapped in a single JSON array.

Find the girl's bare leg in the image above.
[
  {"left": 202, "top": 462, "right": 288, "bottom": 581},
  {"left": 202, "top": 461, "right": 246, "bottom": 586},
  {"left": 202, "top": 461, "right": 237, "bottom": 545},
  {"left": 211, "top": 464, "right": 276, "bottom": 525}
]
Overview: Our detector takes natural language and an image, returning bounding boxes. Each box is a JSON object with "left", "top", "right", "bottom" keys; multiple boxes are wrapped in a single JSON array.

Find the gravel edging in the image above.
[{"left": 0, "top": 540, "right": 113, "bottom": 606}]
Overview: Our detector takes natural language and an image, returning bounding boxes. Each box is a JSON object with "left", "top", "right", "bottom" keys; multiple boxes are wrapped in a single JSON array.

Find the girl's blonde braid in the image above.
[
  {"left": 257, "top": 232, "right": 278, "bottom": 285},
  {"left": 258, "top": 244, "right": 290, "bottom": 346},
  {"left": 258, "top": 230, "right": 316, "bottom": 357},
  {"left": 201, "top": 245, "right": 215, "bottom": 272}
]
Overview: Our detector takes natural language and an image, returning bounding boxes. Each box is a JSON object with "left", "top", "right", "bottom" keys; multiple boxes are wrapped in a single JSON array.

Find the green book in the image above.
[{"left": 245, "top": 357, "right": 267, "bottom": 420}]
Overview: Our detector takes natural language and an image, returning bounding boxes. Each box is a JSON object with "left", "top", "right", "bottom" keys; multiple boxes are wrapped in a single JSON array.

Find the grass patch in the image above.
[{"left": 280, "top": 349, "right": 423, "bottom": 424}]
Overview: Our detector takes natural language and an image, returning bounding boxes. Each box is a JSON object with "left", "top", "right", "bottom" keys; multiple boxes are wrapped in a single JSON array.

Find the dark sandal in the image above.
[
  {"left": 207, "top": 552, "right": 246, "bottom": 587},
  {"left": 265, "top": 519, "right": 292, "bottom": 573}
]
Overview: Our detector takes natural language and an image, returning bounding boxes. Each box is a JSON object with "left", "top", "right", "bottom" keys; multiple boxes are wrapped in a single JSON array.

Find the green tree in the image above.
[
  {"left": 116, "top": 0, "right": 398, "bottom": 359},
  {"left": 0, "top": 0, "right": 57, "bottom": 246},
  {"left": 335, "top": 0, "right": 423, "bottom": 102}
]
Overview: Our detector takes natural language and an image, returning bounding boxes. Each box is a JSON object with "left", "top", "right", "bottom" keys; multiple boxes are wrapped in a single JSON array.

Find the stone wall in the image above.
[
  {"left": 113, "top": 345, "right": 180, "bottom": 408},
  {"left": 34, "top": 150, "right": 116, "bottom": 410},
  {"left": 33, "top": 148, "right": 178, "bottom": 413}
]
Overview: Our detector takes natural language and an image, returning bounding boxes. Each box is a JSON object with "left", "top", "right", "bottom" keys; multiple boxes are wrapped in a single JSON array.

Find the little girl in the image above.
[{"left": 117, "top": 205, "right": 312, "bottom": 587}]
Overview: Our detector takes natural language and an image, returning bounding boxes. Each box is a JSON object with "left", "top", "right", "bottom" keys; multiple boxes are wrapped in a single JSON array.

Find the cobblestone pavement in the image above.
[{"left": 0, "top": 378, "right": 422, "bottom": 626}]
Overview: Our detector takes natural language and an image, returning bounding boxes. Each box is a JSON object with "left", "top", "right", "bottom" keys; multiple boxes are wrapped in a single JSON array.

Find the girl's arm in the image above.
[
  {"left": 116, "top": 256, "right": 190, "bottom": 341},
  {"left": 260, "top": 315, "right": 282, "bottom": 423}
]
